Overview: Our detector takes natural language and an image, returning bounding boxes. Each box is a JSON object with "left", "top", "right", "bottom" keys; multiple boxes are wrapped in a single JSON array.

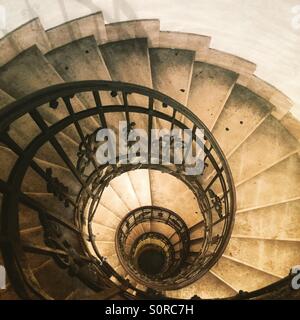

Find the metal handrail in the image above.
[{"left": 0, "top": 81, "right": 236, "bottom": 299}]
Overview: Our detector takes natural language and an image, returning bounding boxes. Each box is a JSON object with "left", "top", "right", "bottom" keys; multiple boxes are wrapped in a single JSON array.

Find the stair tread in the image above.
[
  {"left": 187, "top": 62, "right": 238, "bottom": 130},
  {"left": 46, "top": 36, "right": 111, "bottom": 84},
  {"left": 200, "top": 48, "right": 256, "bottom": 76},
  {"left": 236, "top": 153, "right": 300, "bottom": 211},
  {"left": 229, "top": 115, "right": 300, "bottom": 184},
  {"left": 233, "top": 200, "right": 300, "bottom": 241},
  {"left": 0, "top": 45, "right": 99, "bottom": 141},
  {"left": 149, "top": 48, "right": 195, "bottom": 107},
  {"left": 106, "top": 19, "right": 160, "bottom": 47},
  {"left": 0, "top": 18, "right": 51, "bottom": 66},
  {"left": 225, "top": 237, "right": 300, "bottom": 278},
  {"left": 21, "top": 161, "right": 79, "bottom": 196},
  {"left": 212, "top": 85, "right": 272, "bottom": 156},
  {"left": 0, "top": 46, "right": 63, "bottom": 98},
  {"left": 100, "top": 37, "right": 152, "bottom": 129},
  {"left": 46, "top": 11, "right": 107, "bottom": 49},
  {"left": 100, "top": 38, "right": 152, "bottom": 88},
  {"left": 100, "top": 185, "right": 129, "bottom": 219},
  {"left": 166, "top": 271, "right": 236, "bottom": 299},
  {"left": 149, "top": 170, "right": 200, "bottom": 227},
  {"left": 281, "top": 112, "right": 300, "bottom": 142},
  {"left": 110, "top": 173, "right": 140, "bottom": 211},
  {"left": 0, "top": 89, "right": 14, "bottom": 109},
  {"left": 34, "top": 259, "right": 78, "bottom": 299},
  {"left": 159, "top": 31, "right": 210, "bottom": 60},
  {"left": 45, "top": 35, "right": 125, "bottom": 131},
  {"left": 212, "top": 255, "right": 279, "bottom": 293},
  {"left": 128, "top": 170, "right": 152, "bottom": 206},
  {"left": 238, "top": 74, "right": 293, "bottom": 120},
  {"left": 93, "top": 223, "right": 115, "bottom": 242},
  {"left": 94, "top": 204, "right": 121, "bottom": 229}
]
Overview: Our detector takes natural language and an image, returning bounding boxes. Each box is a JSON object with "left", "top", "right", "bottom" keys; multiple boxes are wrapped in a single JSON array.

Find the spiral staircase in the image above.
[{"left": 0, "top": 11, "right": 300, "bottom": 300}]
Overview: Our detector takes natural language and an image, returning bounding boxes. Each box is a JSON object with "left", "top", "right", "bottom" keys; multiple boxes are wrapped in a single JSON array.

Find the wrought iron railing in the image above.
[
  {"left": 114, "top": 206, "right": 189, "bottom": 289},
  {"left": 0, "top": 80, "right": 236, "bottom": 299}
]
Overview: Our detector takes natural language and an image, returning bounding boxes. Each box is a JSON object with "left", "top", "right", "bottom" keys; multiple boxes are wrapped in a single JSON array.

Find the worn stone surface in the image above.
[
  {"left": 106, "top": 20, "right": 160, "bottom": 47},
  {"left": 225, "top": 237, "right": 300, "bottom": 278},
  {"left": 212, "top": 256, "right": 279, "bottom": 292},
  {"left": 229, "top": 115, "right": 300, "bottom": 184},
  {"left": 149, "top": 48, "right": 195, "bottom": 107},
  {"left": 236, "top": 153, "right": 300, "bottom": 211},
  {"left": 46, "top": 11, "right": 107, "bottom": 48},
  {"left": 187, "top": 62, "right": 238, "bottom": 130},
  {"left": 0, "top": 18, "right": 51, "bottom": 66},
  {"left": 159, "top": 31, "right": 210, "bottom": 60},
  {"left": 212, "top": 85, "right": 273, "bottom": 156},
  {"left": 233, "top": 200, "right": 300, "bottom": 240}
]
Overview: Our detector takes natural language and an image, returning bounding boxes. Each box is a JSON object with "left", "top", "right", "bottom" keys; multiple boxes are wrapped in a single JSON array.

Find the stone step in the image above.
[
  {"left": 238, "top": 74, "right": 293, "bottom": 120},
  {"left": 18, "top": 204, "right": 42, "bottom": 232},
  {"left": 187, "top": 62, "right": 238, "bottom": 130},
  {"left": 149, "top": 170, "right": 200, "bottom": 228},
  {"left": 211, "top": 255, "right": 279, "bottom": 293},
  {"left": 281, "top": 112, "right": 300, "bottom": 142},
  {"left": 0, "top": 151, "right": 75, "bottom": 211},
  {"left": 93, "top": 224, "right": 115, "bottom": 242},
  {"left": 0, "top": 89, "right": 14, "bottom": 109},
  {"left": 106, "top": 254, "right": 120, "bottom": 269},
  {"left": 233, "top": 200, "right": 300, "bottom": 241},
  {"left": 125, "top": 224, "right": 145, "bottom": 247},
  {"left": 0, "top": 46, "right": 97, "bottom": 142},
  {"left": 46, "top": 11, "right": 107, "bottom": 49},
  {"left": 149, "top": 48, "right": 195, "bottom": 119},
  {"left": 166, "top": 271, "right": 236, "bottom": 299},
  {"left": 100, "top": 38, "right": 152, "bottom": 131},
  {"left": 159, "top": 31, "right": 210, "bottom": 60},
  {"left": 149, "top": 221, "right": 174, "bottom": 238},
  {"left": 109, "top": 173, "right": 140, "bottom": 211},
  {"left": 99, "top": 185, "right": 129, "bottom": 220},
  {"left": 229, "top": 115, "right": 300, "bottom": 186},
  {"left": 21, "top": 160, "right": 80, "bottom": 196},
  {"left": 0, "top": 146, "right": 18, "bottom": 182},
  {"left": 0, "top": 89, "right": 78, "bottom": 169},
  {"left": 225, "top": 237, "right": 300, "bottom": 278},
  {"left": 127, "top": 169, "right": 152, "bottom": 207},
  {"left": 45, "top": 35, "right": 124, "bottom": 132},
  {"left": 23, "top": 193, "right": 76, "bottom": 223},
  {"left": 96, "top": 242, "right": 117, "bottom": 258},
  {"left": 200, "top": 48, "right": 256, "bottom": 76},
  {"left": 33, "top": 259, "right": 78, "bottom": 299},
  {"left": 93, "top": 205, "right": 121, "bottom": 230},
  {"left": 211, "top": 85, "right": 273, "bottom": 157},
  {"left": 106, "top": 19, "right": 160, "bottom": 47},
  {"left": 0, "top": 18, "right": 51, "bottom": 66},
  {"left": 236, "top": 153, "right": 300, "bottom": 211}
]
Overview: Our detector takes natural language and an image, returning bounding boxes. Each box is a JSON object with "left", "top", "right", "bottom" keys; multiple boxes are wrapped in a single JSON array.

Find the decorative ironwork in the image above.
[
  {"left": 114, "top": 207, "right": 189, "bottom": 289},
  {"left": 208, "top": 189, "right": 223, "bottom": 218},
  {"left": 45, "top": 168, "right": 71, "bottom": 208},
  {"left": 0, "top": 81, "right": 236, "bottom": 299}
]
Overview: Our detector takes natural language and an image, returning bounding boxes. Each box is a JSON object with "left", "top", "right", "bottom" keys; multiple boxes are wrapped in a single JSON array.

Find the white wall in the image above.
[{"left": 0, "top": 0, "right": 300, "bottom": 118}]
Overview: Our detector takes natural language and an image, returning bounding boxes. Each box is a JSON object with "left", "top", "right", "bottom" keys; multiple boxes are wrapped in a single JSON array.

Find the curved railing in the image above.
[
  {"left": 0, "top": 80, "right": 236, "bottom": 299},
  {"left": 115, "top": 206, "right": 190, "bottom": 289}
]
